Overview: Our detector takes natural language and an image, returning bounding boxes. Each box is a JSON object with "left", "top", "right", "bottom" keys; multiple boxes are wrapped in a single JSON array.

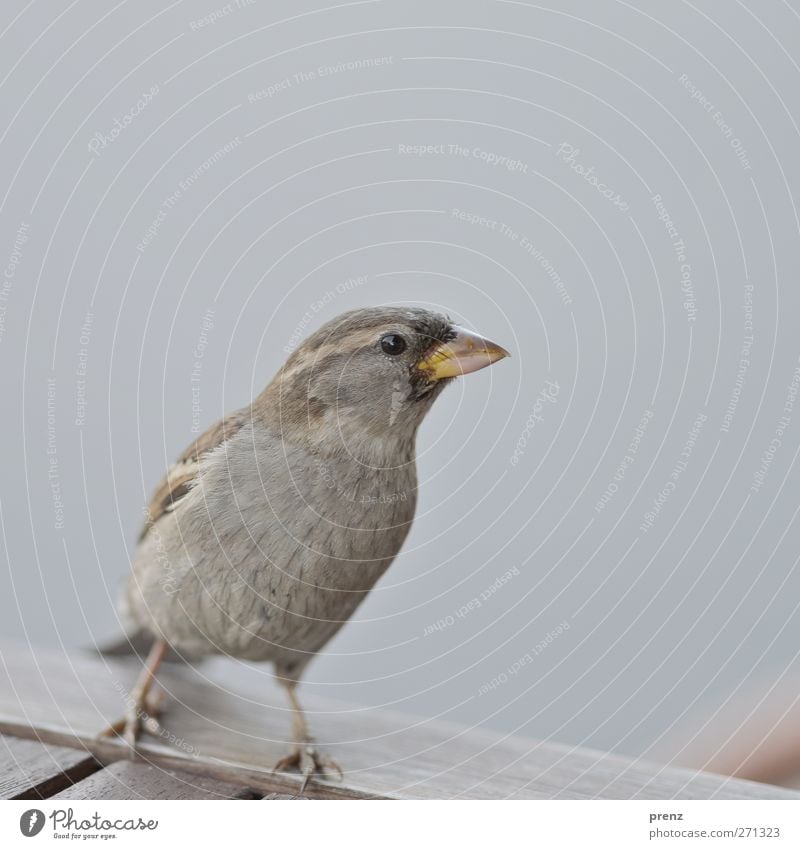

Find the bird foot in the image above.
[
  {"left": 97, "top": 689, "right": 166, "bottom": 757},
  {"left": 273, "top": 743, "right": 343, "bottom": 792}
]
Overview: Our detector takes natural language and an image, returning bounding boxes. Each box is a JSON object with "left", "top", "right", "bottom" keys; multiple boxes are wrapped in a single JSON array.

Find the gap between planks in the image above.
[{"left": 0, "top": 721, "right": 380, "bottom": 801}]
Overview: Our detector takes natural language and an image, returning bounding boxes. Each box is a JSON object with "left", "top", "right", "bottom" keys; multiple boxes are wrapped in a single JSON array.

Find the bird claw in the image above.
[
  {"left": 97, "top": 689, "right": 165, "bottom": 757},
  {"left": 273, "top": 743, "right": 343, "bottom": 792}
]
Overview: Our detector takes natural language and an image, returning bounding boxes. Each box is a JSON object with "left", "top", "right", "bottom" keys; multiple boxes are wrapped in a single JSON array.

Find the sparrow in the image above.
[{"left": 100, "top": 306, "right": 509, "bottom": 788}]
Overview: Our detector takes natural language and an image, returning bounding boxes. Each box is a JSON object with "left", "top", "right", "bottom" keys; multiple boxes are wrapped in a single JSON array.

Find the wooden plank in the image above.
[
  {"left": 0, "top": 641, "right": 795, "bottom": 800},
  {"left": 262, "top": 793, "right": 305, "bottom": 799},
  {"left": 0, "top": 733, "right": 99, "bottom": 799},
  {"left": 50, "top": 761, "right": 262, "bottom": 800}
]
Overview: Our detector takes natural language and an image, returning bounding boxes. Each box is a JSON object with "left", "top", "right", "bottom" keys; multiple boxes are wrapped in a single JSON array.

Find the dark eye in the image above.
[{"left": 380, "top": 333, "right": 407, "bottom": 356}]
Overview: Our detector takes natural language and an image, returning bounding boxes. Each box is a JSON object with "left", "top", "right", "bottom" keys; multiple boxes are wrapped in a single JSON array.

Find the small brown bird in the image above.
[{"left": 101, "top": 306, "right": 509, "bottom": 787}]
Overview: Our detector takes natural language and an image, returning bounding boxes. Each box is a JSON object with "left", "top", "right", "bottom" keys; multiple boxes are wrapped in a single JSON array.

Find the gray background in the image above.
[{"left": 2, "top": 0, "right": 800, "bottom": 771}]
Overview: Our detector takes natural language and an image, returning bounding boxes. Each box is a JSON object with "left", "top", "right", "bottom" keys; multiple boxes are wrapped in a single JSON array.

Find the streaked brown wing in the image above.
[{"left": 138, "top": 408, "right": 249, "bottom": 542}]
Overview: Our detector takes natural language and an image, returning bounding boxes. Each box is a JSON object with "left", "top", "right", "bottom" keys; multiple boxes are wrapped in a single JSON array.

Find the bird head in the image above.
[{"left": 261, "top": 306, "right": 510, "bottom": 463}]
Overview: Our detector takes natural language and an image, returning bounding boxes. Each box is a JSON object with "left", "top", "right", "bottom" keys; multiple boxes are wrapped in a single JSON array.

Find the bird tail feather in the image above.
[{"left": 94, "top": 628, "right": 202, "bottom": 664}]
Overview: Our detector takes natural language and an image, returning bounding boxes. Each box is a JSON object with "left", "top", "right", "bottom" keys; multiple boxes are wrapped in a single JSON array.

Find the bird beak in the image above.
[{"left": 416, "top": 325, "right": 510, "bottom": 380}]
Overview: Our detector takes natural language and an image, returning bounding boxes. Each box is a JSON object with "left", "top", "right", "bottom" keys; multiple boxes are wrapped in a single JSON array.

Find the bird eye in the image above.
[{"left": 380, "top": 333, "right": 407, "bottom": 356}]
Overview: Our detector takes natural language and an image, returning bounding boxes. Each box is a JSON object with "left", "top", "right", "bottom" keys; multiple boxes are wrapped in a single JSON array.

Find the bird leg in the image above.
[
  {"left": 98, "top": 639, "right": 169, "bottom": 756},
  {"left": 272, "top": 680, "right": 342, "bottom": 791}
]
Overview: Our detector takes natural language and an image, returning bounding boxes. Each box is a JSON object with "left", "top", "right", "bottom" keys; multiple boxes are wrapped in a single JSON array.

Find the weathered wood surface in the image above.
[
  {"left": 1, "top": 641, "right": 796, "bottom": 800},
  {"left": 51, "top": 761, "right": 258, "bottom": 800},
  {"left": 0, "top": 734, "right": 98, "bottom": 799}
]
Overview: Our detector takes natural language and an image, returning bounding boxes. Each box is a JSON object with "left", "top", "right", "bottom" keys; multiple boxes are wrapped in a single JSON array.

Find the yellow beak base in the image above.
[{"left": 416, "top": 326, "right": 510, "bottom": 381}]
